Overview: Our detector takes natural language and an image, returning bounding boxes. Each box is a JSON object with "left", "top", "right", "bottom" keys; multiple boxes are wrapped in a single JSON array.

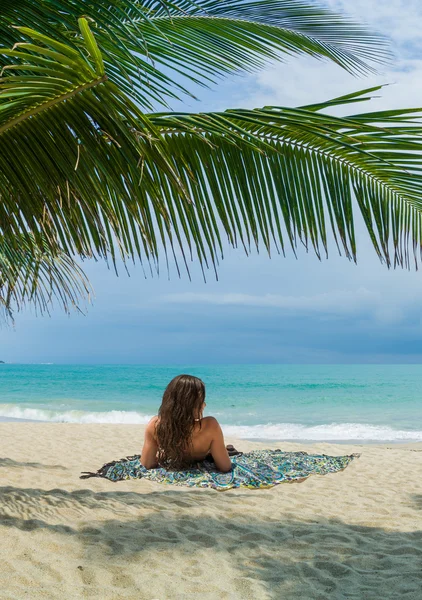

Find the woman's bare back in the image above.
[
  {"left": 141, "top": 415, "right": 232, "bottom": 472},
  {"left": 184, "top": 416, "right": 216, "bottom": 460}
]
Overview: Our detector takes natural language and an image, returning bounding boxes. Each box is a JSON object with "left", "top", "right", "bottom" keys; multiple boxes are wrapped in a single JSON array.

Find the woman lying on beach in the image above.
[
  {"left": 140, "top": 374, "right": 235, "bottom": 472},
  {"left": 83, "top": 373, "right": 359, "bottom": 487}
]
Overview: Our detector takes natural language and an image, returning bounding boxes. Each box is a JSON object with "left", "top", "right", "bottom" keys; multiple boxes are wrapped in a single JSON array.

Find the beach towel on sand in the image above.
[{"left": 81, "top": 450, "right": 360, "bottom": 491}]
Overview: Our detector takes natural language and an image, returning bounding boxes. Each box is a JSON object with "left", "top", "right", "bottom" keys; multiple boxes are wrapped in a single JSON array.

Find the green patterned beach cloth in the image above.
[{"left": 81, "top": 450, "right": 360, "bottom": 491}]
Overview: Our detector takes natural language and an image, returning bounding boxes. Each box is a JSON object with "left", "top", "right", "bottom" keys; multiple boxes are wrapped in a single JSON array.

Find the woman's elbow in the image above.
[
  {"left": 219, "top": 461, "right": 233, "bottom": 473},
  {"left": 140, "top": 454, "right": 158, "bottom": 469},
  {"left": 141, "top": 460, "right": 157, "bottom": 470}
]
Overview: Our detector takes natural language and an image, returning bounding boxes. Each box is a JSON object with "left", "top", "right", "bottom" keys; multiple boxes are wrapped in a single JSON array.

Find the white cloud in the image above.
[
  {"left": 241, "top": 0, "right": 422, "bottom": 113},
  {"left": 160, "top": 287, "right": 406, "bottom": 323},
  {"left": 246, "top": 57, "right": 422, "bottom": 114},
  {"left": 326, "top": 0, "right": 422, "bottom": 50}
]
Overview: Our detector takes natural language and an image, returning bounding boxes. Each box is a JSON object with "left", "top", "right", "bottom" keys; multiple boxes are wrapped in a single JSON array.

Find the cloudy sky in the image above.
[{"left": 2, "top": 0, "right": 422, "bottom": 364}]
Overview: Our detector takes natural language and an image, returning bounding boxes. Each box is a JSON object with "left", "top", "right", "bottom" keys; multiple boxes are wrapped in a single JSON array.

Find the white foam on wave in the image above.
[
  {"left": 0, "top": 405, "right": 421, "bottom": 441},
  {"left": 223, "top": 422, "right": 422, "bottom": 441},
  {"left": 0, "top": 405, "right": 152, "bottom": 424}
]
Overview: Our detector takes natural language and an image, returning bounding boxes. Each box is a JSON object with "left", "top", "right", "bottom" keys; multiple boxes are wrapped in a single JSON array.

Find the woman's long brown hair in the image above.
[{"left": 155, "top": 374, "right": 205, "bottom": 470}]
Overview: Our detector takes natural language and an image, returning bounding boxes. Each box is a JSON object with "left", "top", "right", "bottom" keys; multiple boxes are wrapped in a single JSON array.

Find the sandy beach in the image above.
[{"left": 0, "top": 424, "right": 420, "bottom": 599}]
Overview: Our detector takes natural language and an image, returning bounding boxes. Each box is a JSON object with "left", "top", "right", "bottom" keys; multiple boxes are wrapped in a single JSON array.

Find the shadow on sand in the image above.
[
  {"left": 412, "top": 494, "right": 422, "bottom": 510},
  {"left": 0, "top": 458, "right": 68, "bottom": 470},
  {"left": 0, "top": 485, "right": 421, "bottom": 598}
]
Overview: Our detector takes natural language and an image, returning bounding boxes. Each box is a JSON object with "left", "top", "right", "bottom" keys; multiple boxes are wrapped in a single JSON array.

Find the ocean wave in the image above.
[
  {"left": 223, "top": 422, "right": 422, "bottom": 441},
  {"left": 0, "top": 405, "right": 152, "bottom": 424},
  {"left": 0, "top": 405, "right": 421, "bottom": 441}
]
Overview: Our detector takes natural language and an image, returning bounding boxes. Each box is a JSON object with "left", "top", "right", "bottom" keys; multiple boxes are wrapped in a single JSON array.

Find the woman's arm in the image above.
[
  {"left": 208, "top": 418, "right": 232, "bottom": 472},
  {"left": 140, "top": 418, "right": 159, "bottom": 469}
]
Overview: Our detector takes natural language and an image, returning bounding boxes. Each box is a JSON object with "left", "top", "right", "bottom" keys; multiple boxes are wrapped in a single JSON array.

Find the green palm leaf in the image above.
[
  {"left": 0, "top": 19, "right": 189, "bottom": 270},
  {"left": 0, "top": 0, "right": 389, "bottom": 108},
  {"left": 0, "top": 11, "right": 420, "bottom": 320},
  {"left": 0, "top": 235, "right": 91, "bottom": 321},
  {"left": 124, "top": 1, "right": 389, "bottom": 85},
  {"left": 2, "top": 24, "right": 422, "bottom": 279},
  {"left": 147, "top": 96, "right": 422, "bottom": 270}
]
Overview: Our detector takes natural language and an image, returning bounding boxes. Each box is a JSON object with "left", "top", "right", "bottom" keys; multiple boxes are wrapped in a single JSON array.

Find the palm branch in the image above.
[
  {"left": 0, "top": 3, "right": 420, "bottom": 317},
  {"left": 0, "top": 235, "right": 91, "bottom": 322},
  {"left": 0, "top": 0, "right": 389, "bottom": 108}
]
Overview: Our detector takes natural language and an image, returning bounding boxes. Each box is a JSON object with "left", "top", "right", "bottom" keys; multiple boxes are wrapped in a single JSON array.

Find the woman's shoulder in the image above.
[
  {"left": 143, "top": 416, "right": 159, "bottom": 444},
  {"left": 146, "top": 416, "right": 159, "bottom": 432},
  {"left": 201, "top": 416, "right": 221, "bottom": 429}
]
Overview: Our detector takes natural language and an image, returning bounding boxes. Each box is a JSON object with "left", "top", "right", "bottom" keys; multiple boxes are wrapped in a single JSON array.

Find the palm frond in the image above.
[
  {"left": 127, "top": 0, "right": 389, "bottom": 87},
  {"left": 0, "top": 19, "right": 188, "bottom": 272},
  {"left": 0, "top": 0, "right": 389, "bottom": 109},
  {"left": 2, "top": 22, "right": 422, "bottom": 277},
  {"left": 2, "top": 20, "right": 422, "bottom": 325},
  {"left": 0, "top": 235, "right": 91, "bottom": 321},
  {"left": 149, "top": 90, "right": 422, "bottom": 270}
]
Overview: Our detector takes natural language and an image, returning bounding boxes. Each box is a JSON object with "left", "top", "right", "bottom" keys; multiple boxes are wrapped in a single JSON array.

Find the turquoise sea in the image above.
[{"left": 1, "top": 364, "right": 421, "bottom": 441}]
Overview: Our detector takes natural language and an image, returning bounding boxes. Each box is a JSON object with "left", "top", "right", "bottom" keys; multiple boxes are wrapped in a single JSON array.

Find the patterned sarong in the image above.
[{"left": 80, "top": 449, "right": 360, "bottom": 491}]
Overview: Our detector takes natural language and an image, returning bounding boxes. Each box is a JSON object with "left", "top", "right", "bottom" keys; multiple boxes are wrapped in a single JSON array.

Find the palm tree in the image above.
[{"left": 1, "top": 0, "right": 422, "bottom": 319}]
